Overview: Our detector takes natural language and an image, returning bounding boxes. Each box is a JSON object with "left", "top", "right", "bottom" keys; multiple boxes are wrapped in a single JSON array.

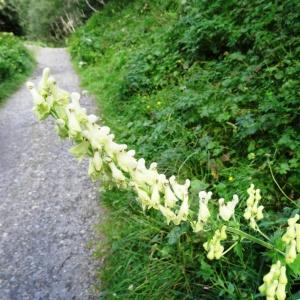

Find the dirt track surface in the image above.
[{"left": 0, "top": 47, "right": 102, "bottom": 300}]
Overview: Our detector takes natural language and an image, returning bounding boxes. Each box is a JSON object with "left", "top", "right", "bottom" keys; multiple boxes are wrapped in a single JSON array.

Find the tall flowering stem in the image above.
[{"left": 27, "top": 68, "right": 299, "bottom": 300}]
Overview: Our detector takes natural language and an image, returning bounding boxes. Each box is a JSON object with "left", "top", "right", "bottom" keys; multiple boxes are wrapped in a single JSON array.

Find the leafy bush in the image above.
[
  {"left": 69, "top": 0, "right": 300, "bottom": 298},
  {"left": 0, "top": 32, "right": 35, "bottom": 102}
]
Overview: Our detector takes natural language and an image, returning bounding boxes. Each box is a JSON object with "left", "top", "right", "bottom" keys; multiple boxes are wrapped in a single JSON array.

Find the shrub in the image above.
[{"left": 0, "top": 32, "right": 35, "bottom": 102}]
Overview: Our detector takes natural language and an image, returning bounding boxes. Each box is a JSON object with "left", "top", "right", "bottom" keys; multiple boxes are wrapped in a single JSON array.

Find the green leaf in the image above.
[
  {"left": 198, "top": 260, "right": 214, "bottom": 281},
  {"left": 167, "top": 226, "right": 182, "bottom": 245},
  {"left": 277, "top": 162, "right": 290, "bottom": 175},
  {"left": 190, "top": 179, "right": 209, "bottom": 194}
]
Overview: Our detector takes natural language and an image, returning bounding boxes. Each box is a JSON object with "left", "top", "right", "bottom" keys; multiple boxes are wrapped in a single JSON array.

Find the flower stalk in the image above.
[{"left": 26, "top": 68, "right": 298, "bottom": 300}]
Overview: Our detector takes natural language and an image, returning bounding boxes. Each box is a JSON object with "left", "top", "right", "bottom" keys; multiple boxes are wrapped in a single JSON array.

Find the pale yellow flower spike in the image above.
[
  {"left": 259, "top": 261, "right": 287, "bottom": 300},
  {"left": 28, "top": 68, "right": 295, "bottom": 300},
  {"left": 203, "top": 225, "right": 227, "bottom": 260},
  {"left": 282, "top": 214, "right": 300, "bottom": 264},
  {"left": 244, "top": 184, "right": 264, "bottom": 231}
]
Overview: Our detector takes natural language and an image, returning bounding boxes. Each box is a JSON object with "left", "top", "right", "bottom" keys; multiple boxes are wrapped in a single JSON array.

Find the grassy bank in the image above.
[
  {"left": 0, "top": 33, "right": 35, "bottom": 104},
  {"left": 69, "top": 0, "right": 300, "bottom": 299}
]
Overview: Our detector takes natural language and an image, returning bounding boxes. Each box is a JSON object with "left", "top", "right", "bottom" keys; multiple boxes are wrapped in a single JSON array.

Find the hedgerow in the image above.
[
  {"left": 68, "top": 0, "right": 300, "bottom": 298},
  {"left": 0, "top": 32, "right": 35, "bottom": 102}
]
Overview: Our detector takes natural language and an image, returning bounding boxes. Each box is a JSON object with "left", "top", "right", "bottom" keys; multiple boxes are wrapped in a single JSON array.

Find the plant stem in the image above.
[
  {"left": 227, "top": 227, "right": 285, "bottom": 256},
  {"left": 267, "top": 157, "right": 299, "bottom": 207},
  {"left": 222, "top": 241, "right": 238, "bottom": 256},
  {"left": 257, "top": 227, "right": 271, "bottom": 242}
]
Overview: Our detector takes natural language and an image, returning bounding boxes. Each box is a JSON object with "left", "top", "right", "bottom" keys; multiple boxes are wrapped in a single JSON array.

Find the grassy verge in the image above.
[
  {"left": 69, "top": 0, "right": 300, "bottom": 299},
  {"left": 0, "top": 33, "right": 36, "bottom": 104}
]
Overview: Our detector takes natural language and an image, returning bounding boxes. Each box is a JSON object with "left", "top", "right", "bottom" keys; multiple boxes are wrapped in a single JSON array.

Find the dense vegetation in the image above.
[
  {"left": 69, "top": 0, "right": 300, "bottom": 299},
  {"left": 0, "top": 32, "right": 35, "bottom": 103}
]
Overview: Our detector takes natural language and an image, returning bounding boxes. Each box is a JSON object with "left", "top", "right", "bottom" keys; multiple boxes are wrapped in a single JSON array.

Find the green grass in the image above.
[
  {"left": 69, "top": 0, "right": 300, "bottom": 299},
  {"left": 0, "top": 33, "right": 36, "bottom": 104}
]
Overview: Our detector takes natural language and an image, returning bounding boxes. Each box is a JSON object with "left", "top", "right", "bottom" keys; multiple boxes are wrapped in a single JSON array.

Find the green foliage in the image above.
[
  {"left": 0, "top": 32, "right": 35, "bottom": 103},
  {"left": 69, "top": 0, "right": 300, "bottom": 298},
  {"left": 97, "top": 188, "right": 300, "bottom": 300}
]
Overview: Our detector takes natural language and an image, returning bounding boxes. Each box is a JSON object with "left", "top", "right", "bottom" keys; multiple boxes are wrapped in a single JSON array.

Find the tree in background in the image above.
[
  {"left": 0, "top": 0, "right": 106, "bottom": 41},
  {"left": 0, "top": 0, "right": 23, "bottom": 35}
]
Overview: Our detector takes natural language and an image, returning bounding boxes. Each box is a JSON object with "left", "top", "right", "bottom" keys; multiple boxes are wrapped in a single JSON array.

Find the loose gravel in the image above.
[{"left": 0, "top": 47, "right": 102, "bottom": 300}]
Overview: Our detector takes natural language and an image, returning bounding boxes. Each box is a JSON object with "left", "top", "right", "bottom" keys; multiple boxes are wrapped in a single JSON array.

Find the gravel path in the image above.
[{"left": 0, "top": 47, "right": 102, "bottom": 300}]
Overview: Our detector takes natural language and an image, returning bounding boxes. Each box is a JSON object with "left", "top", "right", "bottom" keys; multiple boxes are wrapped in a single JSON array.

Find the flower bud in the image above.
[
  {"left": 93, "top": 151, "right": 102, "bottom": 171},
  {"left": 285, "top": 240, "right": 297, "bottom": 264},
  {"left": 175, "top": 196, "right": 189, "bottom": 224},
  {"left": 266, "top": 280, "right": 278, "bottom": 297},
  {"left": 263, "top": 270, "right": 274, "bottom": 284},
  {"left": 258, "top": 283, "right": 266, "bottom": 294},
  {"left": 150, "top": 184, "right": 160, "bottom": 209},
  {"left": 243, "top": 209, "right": 251, "bottom": 220},
  {"left": 159, "top": 205, "right": 177, "bottom": 225},
  {"left": 207, "top": 248, "right": 215, "bottom": 260},
  {"left": 164, "top": 184, "right": 178, "bottom": 208},
  {"left": 278, "top": 266, "right": 287, "bottom": 285},
  {"left": 109, "top": 161, "right": 126, "bottom": 184},
  {"left": 276, "top": 283, "right": 286, "bottom": 300},
  {"left": 256, "top": 205, "right": 264, "bottom": 220}
]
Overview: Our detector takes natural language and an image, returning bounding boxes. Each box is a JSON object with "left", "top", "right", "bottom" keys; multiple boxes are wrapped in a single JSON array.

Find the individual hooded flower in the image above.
[
  {"left": 88, "top": 158, "right": 99, "bottom": 181},
  {"left": 218, "top": 194, "right": 239, "bottom": 221},
  {"left": 198, "top": 191, "right": 212, "bottom": 223},
  {"left": 244, "top": 184, "right": 264, "bottom": 231},
  {"left": 157, "top": 174, "right": 168, "bottom": 193},
  {"left": 134, "top": 184, "right": 152, "bottom": 211},
  {"left": 27, "top": 81, "right": 51, "bottom": 120},
  {"left": 174, "top": 194, "right": 189, "bottom": 225},
  {"left": 131, "top": 159, "right": 158, "bottom": 187},
  {"left": 27, "top": 82, "right": 44, "bottom": 105},
  {"left": 203, "top": 225, "right": 227, "bottom": 260},
  {"left": 87, "top": 114, "right": 99, "bottom": 125},
  {"left": 169, "top": 176, "right": 190, "bottom": 200},
  {"left": 147, "top": 163, "right": 159, "bottom": 186},
  {"left": 93, "top": 151, "right": 102, "bottom": 171},
  {"left": 159, "top": 205, "right": 177, "bottom": 225},
  {"left": 191, "top": 191, "right": 212, "bottom": 233},
  {"left": 38, "top": 67, "right": 50, "bottom": 96},
  {"left": 67, "top": 92, "right": 88, "bottom": 124},
  {"left": 164, "top": 182, "right": 178, "bottom": 208},
  {"left": 259, "top": 261, "right": 287, "bottom": 300},
  {"left": 150, "top": 183, "right": 161, "bottom": 210},
  {"left": 47, "top": 77, "right": 69, "bottom": 105},
  {"left": 82, "top": 124, "right": 109, "bottom": 151},
  {"left": 66, "top": 108, "right": 82, "bottom": 138},
  {"left": 296, "top": 223, "right": 300, "bottom": 253},
  {"left": 108, "top": 160, "right": 126, "bottom": 186},
  {"left": 103, "top": 138, "right": 127, "bottom": 158},
  {"left": 55, "top": 119, "right": 68, "bottom": 138},
  {"left": 116, "top": 149, "right": 137, "bottom": 173},
  {"left": 282, "top": 214, "right": 299, "bottom": 264}
]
